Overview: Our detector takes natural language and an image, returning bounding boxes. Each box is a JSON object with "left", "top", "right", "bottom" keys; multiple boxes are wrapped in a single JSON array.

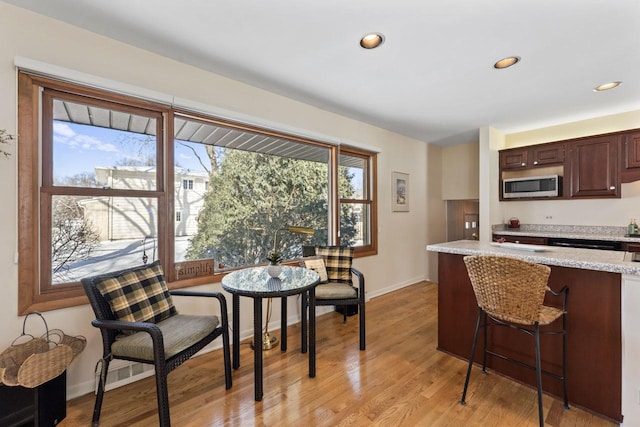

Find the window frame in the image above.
[
  {"left": 17, "top": 72, "right": 377, "bottom": 314},
  {"left": 337, "top": 147, "right": 378, "bottom": 256}
]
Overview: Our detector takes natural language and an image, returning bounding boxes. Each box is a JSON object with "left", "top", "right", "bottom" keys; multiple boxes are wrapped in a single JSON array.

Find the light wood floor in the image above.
[{"left": 62, "top": 282, "right": 617, "bottom": 426}]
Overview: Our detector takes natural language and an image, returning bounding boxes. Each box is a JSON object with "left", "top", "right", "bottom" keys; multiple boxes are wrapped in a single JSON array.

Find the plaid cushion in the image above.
[
  {"left": 315, "top": 246, "right": 354, "bottom": 284},
  {"left": 96, "top": 262, "right": 177, "bottom": 334}
]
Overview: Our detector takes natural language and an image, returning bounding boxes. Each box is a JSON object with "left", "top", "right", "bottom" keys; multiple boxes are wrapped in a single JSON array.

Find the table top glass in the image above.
[{"left": 221, "top": 265, "right": 320, "bottom": 297}]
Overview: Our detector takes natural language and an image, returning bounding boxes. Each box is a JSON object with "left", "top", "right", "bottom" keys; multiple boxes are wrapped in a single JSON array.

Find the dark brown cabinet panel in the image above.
[
  {"left": 624, "top": 132, "right": 640, "bottom": 168},
  {"left": 499, "top": 142, "right": 564, "bottom": 170},
  {"left": 568, "top": 136, "right": 619, "bottom": 198},
  {"left": 531, "top": 143, "right": 565, "bottom": 166},
  {"left": 621, "top": 132, "right": 640, "bottom": 183},
  {"left": 622, "top": 242, "right": 640, "bottom": 252},
  {"left": 500, "top": 148, "right": 528, "bottom": 170}
]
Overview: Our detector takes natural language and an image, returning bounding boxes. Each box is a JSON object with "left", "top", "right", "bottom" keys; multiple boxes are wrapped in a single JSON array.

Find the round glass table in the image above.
[{"left": 221, "top": 265, "right": 320, "bottom": 401}]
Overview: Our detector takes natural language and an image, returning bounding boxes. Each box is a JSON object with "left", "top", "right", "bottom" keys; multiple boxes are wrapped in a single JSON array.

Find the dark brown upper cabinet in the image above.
[
  {"left": 621, "top": 131, "right": 640, "bottom": 183},
  {"left": 499, "top": 128, "right": 640, "bottom": 201},
  {"left": 500, "top": 142, "right": 565, "bottom": 170},
  {"left": 568, "top": 135, "right": 619, "bottom": 198}
]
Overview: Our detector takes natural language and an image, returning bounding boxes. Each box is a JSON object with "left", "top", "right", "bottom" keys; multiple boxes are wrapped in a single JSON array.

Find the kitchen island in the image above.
[{"left": 427, "top": 240, "right": 640, "bottom": 424}]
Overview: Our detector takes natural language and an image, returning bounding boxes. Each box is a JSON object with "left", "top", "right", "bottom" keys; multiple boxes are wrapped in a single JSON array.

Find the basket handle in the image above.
[{"left": 21, "top": 311, "right": 51, "bottom": 343}]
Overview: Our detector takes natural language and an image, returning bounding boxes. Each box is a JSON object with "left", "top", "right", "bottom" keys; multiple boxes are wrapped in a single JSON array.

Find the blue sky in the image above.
[{"left": 53, "top": 121, "right": 208, "bottom": 180}]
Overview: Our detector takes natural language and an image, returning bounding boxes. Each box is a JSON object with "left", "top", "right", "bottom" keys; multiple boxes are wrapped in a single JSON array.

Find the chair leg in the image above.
[
  {"left": 92, "top": 356, "right": 110, "bottom": 426},
  {"left": 482, "top": 311, "right": 488, "bottom": 374},
  {"left": 154, "top": 363, "right": 171, "bottom": 427},
  {"left": 534, "top": 323, "right": 544, "bottom": 427},
  {"left": 222, "top": 324, "right": 233, "bottom": 390},
  {"left": 562, "top": 312, "right": 569, "bottom": 409},
  {"left": 301, "top": 291, "right": 308, "bottom": 354},
  {"left": 462, "top": 308, "right": 483, "bottom": 405},
  {"left": 281, "top": 296, "right": 288, "bottom": 352},
  {"left": 359, "top": 301, "right": 366, "bottom": 351}
]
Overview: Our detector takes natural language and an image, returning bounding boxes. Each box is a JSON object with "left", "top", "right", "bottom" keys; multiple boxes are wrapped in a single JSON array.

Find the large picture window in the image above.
[{"left": 17, "top": 72, "right": 377, "bottom": 313}]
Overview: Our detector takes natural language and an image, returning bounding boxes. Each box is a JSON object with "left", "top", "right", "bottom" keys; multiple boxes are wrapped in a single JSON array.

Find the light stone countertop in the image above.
[
  {"left": 491, "top": 224, "right": 640, "bottom": 242},
  {"left": 426, "top": 240, "right": 640, "bottom": 276},
  {"left": 492, "top": 229, "right": 640, "bottom": 242}
]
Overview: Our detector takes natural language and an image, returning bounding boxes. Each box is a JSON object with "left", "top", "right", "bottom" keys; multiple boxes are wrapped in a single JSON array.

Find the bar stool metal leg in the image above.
[
  {"left": 534, "top": 323, "right": 544, "bottom": 427},
  {"left": 461, "top": 308, "right": 483, "bottom": 405},
  {"left": 562, "top": 311, "right": 569, "bottom": 409},
  {"left": 482, "top": 311, "right": 488, "bottom": 374}
]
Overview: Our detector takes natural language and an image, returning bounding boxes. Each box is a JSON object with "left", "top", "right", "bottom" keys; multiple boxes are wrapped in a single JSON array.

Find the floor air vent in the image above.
[{"left": 95, "top": 360, "right": 155, "bottom": 393}]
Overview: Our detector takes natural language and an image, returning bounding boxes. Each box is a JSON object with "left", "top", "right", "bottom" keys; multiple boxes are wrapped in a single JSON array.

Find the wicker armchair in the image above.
[
  {"left": 300, "top": 246, "right": 366, "bottom": 351},
  {"left": 461, "top": 255, "right": 568, "bottom": 427},
  {"left": 81, "top": 262, "right": 232, "bottom": 427}
]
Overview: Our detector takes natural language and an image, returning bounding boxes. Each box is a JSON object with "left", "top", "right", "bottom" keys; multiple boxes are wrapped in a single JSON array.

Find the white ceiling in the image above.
[{"left": 6, "top": 0, "right": 640, "bottom": 146}]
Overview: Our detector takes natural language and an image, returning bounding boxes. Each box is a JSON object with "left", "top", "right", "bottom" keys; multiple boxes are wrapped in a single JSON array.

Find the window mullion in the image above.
[{"left": 330, "top": 145, "right": 340, "bottom": 245}]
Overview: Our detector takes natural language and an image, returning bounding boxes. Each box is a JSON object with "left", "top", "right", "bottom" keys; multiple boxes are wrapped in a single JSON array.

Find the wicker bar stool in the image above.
[{"left": 461, "top": 255, "right": 569, "bottom": 427}]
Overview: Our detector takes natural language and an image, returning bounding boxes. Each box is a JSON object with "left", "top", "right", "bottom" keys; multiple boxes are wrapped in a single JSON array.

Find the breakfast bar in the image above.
[{"left": 427, "top": 240, "right": 640, "bottom": 423}]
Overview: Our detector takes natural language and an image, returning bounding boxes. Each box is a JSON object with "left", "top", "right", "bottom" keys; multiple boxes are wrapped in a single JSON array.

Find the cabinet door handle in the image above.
[
  {"left": 610, "top": 186, "right": 616, "bottom": 190},
  {"left": 533, "top": 160, "right": 538, "bottom": 165},
  {"left": 521, "top": 162, "right": 526, "bottom": 167}
]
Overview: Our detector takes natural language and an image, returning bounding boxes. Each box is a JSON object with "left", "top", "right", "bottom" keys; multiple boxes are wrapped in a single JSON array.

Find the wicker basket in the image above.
[{"left": 0, "top": 312, "right": 86, "bottom": 388}]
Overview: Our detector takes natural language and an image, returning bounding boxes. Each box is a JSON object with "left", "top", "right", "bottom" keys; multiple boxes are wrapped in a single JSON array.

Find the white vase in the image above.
[{"left": 267, "top": 264, "right": 282, "bottom": 278}]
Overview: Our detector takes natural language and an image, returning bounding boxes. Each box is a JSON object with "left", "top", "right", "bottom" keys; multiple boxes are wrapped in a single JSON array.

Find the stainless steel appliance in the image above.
[
  {"left": 503, "top": 175, "right": 562, "bottom": 199},
  {"left": 547, "top": 237, "right": 621, "bottom": 251}
]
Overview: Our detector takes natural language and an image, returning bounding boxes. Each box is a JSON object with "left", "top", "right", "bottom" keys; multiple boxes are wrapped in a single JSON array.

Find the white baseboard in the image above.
[{"left": 366, "top": 276, "right": 426, "bottom": 300}]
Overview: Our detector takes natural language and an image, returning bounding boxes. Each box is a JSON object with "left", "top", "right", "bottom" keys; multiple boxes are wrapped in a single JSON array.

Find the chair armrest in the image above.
[
  {"left": 350, "top": 267, "right": 365, "bottom": 296},
  {"left": 91, "top": 319, "right": 165, "bottom": 358},
  {"left": 91, "top": 318, "right": 161, "bottom": 334},
  {"left": 169, "top": 290, "right": 229, "bottom": 329},
  {"left": 547, "top": 285, "right": 569, "bottom": 312}
]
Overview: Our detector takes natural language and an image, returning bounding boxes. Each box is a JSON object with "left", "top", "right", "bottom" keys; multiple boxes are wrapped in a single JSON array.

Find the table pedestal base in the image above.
[{"left": 250, "top": 331, "right": 279, "bottom": 350}]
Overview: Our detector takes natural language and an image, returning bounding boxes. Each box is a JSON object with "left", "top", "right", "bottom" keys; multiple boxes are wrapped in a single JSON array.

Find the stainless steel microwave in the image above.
[{"left": 503, "top": 175, "right": 562, "bottom": 199}]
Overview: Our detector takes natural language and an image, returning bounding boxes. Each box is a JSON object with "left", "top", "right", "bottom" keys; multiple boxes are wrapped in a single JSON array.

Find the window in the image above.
[
  {"left": 173, "top": 113, "right": 335, "bottom": 274},
  {"left": 17, "top": 72, "right": 377, "bottom": 313},
  {"left": 338, "top": 150, "right": 376, "bottom": 255}
]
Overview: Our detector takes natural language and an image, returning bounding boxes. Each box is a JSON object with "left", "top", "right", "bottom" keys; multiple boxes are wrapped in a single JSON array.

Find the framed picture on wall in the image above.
[{"left": 392, "top": 171, "right": 409, "bottom": 212}]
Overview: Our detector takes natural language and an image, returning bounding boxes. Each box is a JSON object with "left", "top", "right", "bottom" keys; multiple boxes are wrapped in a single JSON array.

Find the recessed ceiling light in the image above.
[
  {"left": 360, "top": 33, "right": 384, "bottom": 49},
  {"left": 594, "top": 81, "right": 622, "bottom": 92},
  {"left": 494, "top": 56, "right": 521, "bottom": 69}
]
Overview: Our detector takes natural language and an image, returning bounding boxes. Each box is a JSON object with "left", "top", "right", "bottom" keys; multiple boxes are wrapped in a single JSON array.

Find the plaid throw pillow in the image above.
[
  {"left": 304, "top": 256, "right": 328, "bottom": 283},
  {"left": 315, "top": 246, "right": 354, "bottom": 284},
  {"left": 96, "top": 262, "right": 177, "bottom": 334}
]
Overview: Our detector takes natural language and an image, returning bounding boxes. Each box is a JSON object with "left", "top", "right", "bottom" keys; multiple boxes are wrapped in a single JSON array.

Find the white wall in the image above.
[
  {"left": 441, "top": 141, "right": 479, "bottom": 201},
  {"left": 0, "top": 4, "right": 432, "bottom": 398},
  {"left": 425, "top": 144, "right": 446, "bottom": 281},
  {"left": 479, "top": 127, "right": 506, "bottom": 242},
  {"left": 497, "top": 111, "right": 640, "bottom": 228}
]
